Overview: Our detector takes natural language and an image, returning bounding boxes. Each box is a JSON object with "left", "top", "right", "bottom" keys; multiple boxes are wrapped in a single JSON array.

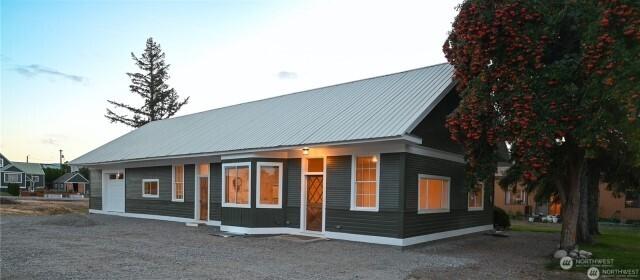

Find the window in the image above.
[
  {"left": 625, "top": 191, "right": 640, "bottom": 208},
  {"left": 173, "top": 165, "right": 184, "bottom": 202},
  {"left": 142, "top": 179, "right": 159, "bottom": 198},
  {"left": 109, "top": 173, "right": 124, "bottom": 180},
  {"left": 256, "top": 162, "right": 283, "bottom": 208},
  {"left": 29, "top": 175, "right": 39, "bottom": 182},
  {"left": 0, "top": 158, "right": 3, "bottom": 167},
  {"left": 351, "top": 155, "right": 379, "bottom": 211},
  {"left": 307, "top": 158, "right": 324, "bottom": 173},
  {"left": 418, "top": 175, "right": 450, "bottom": 213},
  {"left": 222, "top": 163, "right": 251, "bottom": 207},
  {"left": 505, "top": 186, "right": 526, "bottom": 205},
  {"left": 468, "top": 184, "right": 484, "bottom": 211},
  {"left": 4, "top": 173, "right": 21, "bottom": 183}
]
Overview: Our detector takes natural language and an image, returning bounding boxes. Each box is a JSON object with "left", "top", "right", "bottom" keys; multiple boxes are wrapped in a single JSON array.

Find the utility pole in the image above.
[
  {"left": 59, "top": 150, "right": 63, "bottom": 167},
  {"left": 26, "top": 155, "right": 29, "bottom": 163}
]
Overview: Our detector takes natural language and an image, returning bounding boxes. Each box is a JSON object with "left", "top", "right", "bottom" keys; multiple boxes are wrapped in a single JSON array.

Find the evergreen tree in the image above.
[{"left": 105, "top": 37, "right": 189, "bottom": 128}]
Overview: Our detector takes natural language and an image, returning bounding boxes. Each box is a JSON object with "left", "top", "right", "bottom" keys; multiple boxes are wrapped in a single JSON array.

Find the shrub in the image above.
[
  {"left": 7, "top": 184, "right": 20, "bottom": 196},
  {"left": 494, "top": 207, "right": 511, "bottom": 230}
]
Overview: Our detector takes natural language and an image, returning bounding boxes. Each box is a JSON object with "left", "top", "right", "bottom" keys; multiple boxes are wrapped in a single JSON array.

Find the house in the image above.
[
  {"left": 53, "top": 172, "right": 90, "bottom": 194},
  {"left": 0, "top": 153, "right": 45, "bottom": 191},
  {"left": 494, "top": 168, "right": 640, "bottom": 222},
  {"left": 70, "top": 63, "right": 493, "bottom": 246}
]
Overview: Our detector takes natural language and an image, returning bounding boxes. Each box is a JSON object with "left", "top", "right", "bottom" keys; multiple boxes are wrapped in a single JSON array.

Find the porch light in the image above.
[
  {"left": 371, "top": 156, "right": 378, "bottom": 163},
  {"left": 302, "top": 147, "right": 310, "bottom": 155}
]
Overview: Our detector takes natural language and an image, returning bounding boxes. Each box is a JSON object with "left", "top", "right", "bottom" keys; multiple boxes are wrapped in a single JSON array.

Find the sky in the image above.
[{"left": 1, "top": 0, "right": 462, "bottom": 164}]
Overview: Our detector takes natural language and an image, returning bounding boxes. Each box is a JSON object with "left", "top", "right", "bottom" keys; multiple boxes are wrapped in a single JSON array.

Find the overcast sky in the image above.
[{"left": 1, "top": 0, "right": 462, "bottom": 163}]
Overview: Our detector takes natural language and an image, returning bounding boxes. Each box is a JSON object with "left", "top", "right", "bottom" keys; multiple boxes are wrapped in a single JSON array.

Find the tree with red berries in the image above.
[{"left": 444, "top": 0, "right": 639, "bottom": 249}]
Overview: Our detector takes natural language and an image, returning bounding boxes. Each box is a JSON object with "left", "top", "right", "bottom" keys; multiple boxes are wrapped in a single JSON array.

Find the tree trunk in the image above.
[
  {"left": 577, "top": 162, "right": 592, "bottom": 243},
  {"left": 559, "top": 155, "right": 585, "bottom": 250},
  {"left": 588, "top": 168, "right": 601, "bottom": 236}
]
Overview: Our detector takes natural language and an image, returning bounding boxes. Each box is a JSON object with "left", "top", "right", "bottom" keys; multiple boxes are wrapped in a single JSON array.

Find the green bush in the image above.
[
  {"left": 7, "top": 184, "right": 20, "bottom": 196},
  {"left": 494, "top": 207, "right": 511, "bottom": 230}
]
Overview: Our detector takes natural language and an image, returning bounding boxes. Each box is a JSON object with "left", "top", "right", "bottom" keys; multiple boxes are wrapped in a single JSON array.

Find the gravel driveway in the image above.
[{"left": 0, "top": 214, "right": 581, "bottom": 280}]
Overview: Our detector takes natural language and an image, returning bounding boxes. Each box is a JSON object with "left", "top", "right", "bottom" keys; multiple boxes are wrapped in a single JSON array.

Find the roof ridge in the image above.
[{"left": 149, "top": 62, "right": 450, "bottom": 125}]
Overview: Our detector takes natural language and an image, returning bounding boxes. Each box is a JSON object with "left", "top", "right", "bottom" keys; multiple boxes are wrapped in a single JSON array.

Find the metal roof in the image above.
[
  {"left": 72, "top": 63, "right": 454, "bottom": 165},
  {"left": 2, "top": 162, "right": 45, "bottom": 175}
]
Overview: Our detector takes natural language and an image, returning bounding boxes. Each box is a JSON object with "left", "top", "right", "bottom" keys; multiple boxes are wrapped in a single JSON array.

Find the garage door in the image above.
[{"left": 103, "top": 171, "right": 125, "bottom": 212}]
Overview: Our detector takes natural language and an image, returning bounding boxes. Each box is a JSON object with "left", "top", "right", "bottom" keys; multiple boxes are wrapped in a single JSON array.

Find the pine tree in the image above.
[{"left": 105, "top": 37, "right": 189, "bottom": 128}]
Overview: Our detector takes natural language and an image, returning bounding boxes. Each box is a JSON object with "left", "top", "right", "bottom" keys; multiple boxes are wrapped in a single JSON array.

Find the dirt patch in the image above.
[{"left": 0, "top": 199, "right": 88, "bottom": 216}]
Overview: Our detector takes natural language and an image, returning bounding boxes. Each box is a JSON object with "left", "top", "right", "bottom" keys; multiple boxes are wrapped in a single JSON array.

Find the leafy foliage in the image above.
[
  {"left": 44, "top": 167, "right": 66, "bottom": 187},
  {"left": 493, "top": 207, "right": 511, "bottom": 229},
  {"left": 106, "top": 37, "right": 189, "bottom": 128},
  {"left": 443, "top": 0, "right": 640, "bottom": 186}
]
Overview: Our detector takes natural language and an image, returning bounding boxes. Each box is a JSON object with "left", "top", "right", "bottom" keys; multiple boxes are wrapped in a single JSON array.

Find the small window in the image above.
[
  {"left": 505, "top": 186, "right": 526, "bottom": 205},
  {"left": 31, "top": 176, "right": 39, "bottom": 182},
  {"left": 222, "top": 163, "right": 251, "bottom": 208},
  {"left": 198, "top": 163, "right": 209, "bottom": 177},
  {"left": 142, "top": 179, "right": 159, "bottom": 198},
  {"left": 468, "top": 184, "right": 484, "bottom": 211},
  {"left": 256, "top": 162, "right": 283, "bottom": 208},
  {"left": 351, "top": 155, "right": 379, "bottom": 211},
  {"left": 418, "top": 175, "right": 450, "bottom": 213},
  {"left": 4, "top": 173, "right": 21, "bottom": 183},
  {"left": 307, "top": 158, "right": 324, "bottom": 173},
  {"left": 625, "top": 192, "right": 640, "bottom": 208},
  {"left": 109, "top": 173, "right": 124, "bottom": 180},
  {"left": 173, "top": 165, "right": 184, "bottom": 202}
]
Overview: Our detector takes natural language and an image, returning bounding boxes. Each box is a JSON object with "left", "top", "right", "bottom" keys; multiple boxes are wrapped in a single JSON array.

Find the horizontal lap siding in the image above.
[
  {"left": 210, "top": 163, "right": 222, "bottom": 221},
  {"left": 403, "top": 153, "right": 492, "bottom": 238},
  {"left": 286, "top": 158, "right": 301, "bottom": 228},
  {"left": 124, "top": 165, "right": 195, "bottom": 219},
  {"left": 325, "top": 155, "right": 402, "bottom": 238},
  {"left": 89, "top": 169, "right": 102, "bottom": 210}
]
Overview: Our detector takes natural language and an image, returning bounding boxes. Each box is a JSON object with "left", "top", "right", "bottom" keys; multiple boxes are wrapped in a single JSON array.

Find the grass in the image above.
[{"left": 513, "top": 221, "right": 640, "bottom": 270}]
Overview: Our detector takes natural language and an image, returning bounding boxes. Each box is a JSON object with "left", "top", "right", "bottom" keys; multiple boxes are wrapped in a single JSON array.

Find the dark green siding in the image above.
[
  {"left": 210, "top": 163, "right": 222, "bottom": 221},
  {"left": 410, "top": 91, "right": 462, "bottom": 154},
  {"left": 286, "top": 158, "right": 301, "bottom": 228},
  {"left": 124, "top": 165, "right": 195, "bottom": 219},
  {"left": 324, "top": 154, "right": 403, "bottom": 238},
  {"left": 402, "top": 153, "right": 492, "bottom": 238},
  {"left": 89, "top": 169, "right": 102, "bottom": 210}
]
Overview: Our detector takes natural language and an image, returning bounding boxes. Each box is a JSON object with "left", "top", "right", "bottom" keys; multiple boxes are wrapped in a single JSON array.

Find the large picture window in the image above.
[
  {"left": 418, "top": 175, "right": 450, "bottom": 213},
  {"left": 351, "top": 155, "right": 379, "bottom": 211},
  {"left": 173, "top": 165, "right": 184, "bottom": 202},
  {"left": 4, "top": 173, "right": 21, "bottom": 183},
  {"left": 468, "top": 183, "right": 484, "bottom": 211},
  {"left": 222, "top": 163, "right": 251, "bottom": 208},
  {"left": 142, "top": 179, "right": 159, "bottom": 198},
  {"left": 256, "top": 162, "right": 283, "bottom": 208}
]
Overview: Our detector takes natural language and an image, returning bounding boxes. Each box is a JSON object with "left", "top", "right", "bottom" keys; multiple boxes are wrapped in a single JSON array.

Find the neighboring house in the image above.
[
  {"left": 494, "top": 175, "right": 640, "bottom": 222},
  {"left": 71, "top": 63, "right": 493, "bottom": 247},
  {"left": 0, "top": 153, "right": 45, "bottom": 191},
  {"left": 53, "top": 172, "right": 90, "bottom": 194}
]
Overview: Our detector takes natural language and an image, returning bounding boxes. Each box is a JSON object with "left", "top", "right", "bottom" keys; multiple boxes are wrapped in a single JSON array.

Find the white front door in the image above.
[{"left": 103, "top": 171, "right": 125, "bottom": 212}]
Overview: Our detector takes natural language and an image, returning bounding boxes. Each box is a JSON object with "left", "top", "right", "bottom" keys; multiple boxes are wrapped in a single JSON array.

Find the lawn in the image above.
[{"left": 511, "top": 221, "right": 640, "bottom": 270}]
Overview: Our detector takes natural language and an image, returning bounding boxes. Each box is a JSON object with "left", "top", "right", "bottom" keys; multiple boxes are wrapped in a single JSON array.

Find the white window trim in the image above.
[
  {"left": 172, "top": 165, "right": 185, "bottom": 202},
  {"left": 417, "top": 174, "right": 451, "bottom": 214},
  {"left": 256, "top": 162, "right": 283, "bottom": 209},
  {"left": 31, "top": 175, "right": 40, "bottom": 182},
  {"left": 142, "top": 179, "right": 160, "bottom": 198},
  {"left": 505, "top": 186, "right": 527, "bottom": 205},
  {"left": 350, "top": 154, "right": 380, "bottom": 212},
  {"left": 4, "top": 172, "right": 22, "bottom": 184},
  {"left": 221, "top": 162, "right": 252, "bottom": 208},
  {"left": 468, "top": 183, "right": 484, "bottom": 211}
]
